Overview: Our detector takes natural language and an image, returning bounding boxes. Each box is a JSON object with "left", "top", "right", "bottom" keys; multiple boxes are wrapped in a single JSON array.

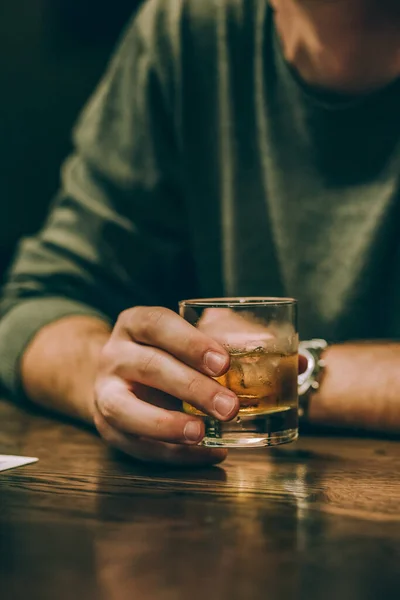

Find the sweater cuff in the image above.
[{"left": 0, "top": 297, "right": 111, "bottom": 399}]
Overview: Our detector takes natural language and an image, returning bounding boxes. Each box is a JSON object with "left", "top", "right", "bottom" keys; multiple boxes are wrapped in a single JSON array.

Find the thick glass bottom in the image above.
[
  {"left": 202, "top": 428, "right": 298, "bottom": 448},
  {"left": 200, "top": 407, "right": 298, "bottom": 448}
]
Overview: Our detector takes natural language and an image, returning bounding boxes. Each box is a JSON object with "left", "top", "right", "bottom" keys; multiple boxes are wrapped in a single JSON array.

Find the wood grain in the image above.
[{"left": 0, "top": 399, "right": 399, "bottom": 600}]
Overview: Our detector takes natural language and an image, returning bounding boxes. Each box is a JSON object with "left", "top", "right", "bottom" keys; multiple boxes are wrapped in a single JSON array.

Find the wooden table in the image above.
[{"left": 1, "top": 399, "right": 399, "bottom": 600}]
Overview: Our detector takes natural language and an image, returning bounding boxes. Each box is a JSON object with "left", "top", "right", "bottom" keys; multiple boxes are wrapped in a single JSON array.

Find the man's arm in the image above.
[{"left": 309, "top": 343, "right": 400, "bottom": 433}]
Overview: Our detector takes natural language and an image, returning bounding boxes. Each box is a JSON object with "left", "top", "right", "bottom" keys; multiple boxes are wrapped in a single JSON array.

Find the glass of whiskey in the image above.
[{"left": 180, "top": 298, "right": 298, "bottom": 447}]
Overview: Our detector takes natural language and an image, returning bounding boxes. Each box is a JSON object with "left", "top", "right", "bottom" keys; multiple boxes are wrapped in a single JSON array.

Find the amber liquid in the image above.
[{"left": 184, "top": 349, "right": 298, "bottom": 418}]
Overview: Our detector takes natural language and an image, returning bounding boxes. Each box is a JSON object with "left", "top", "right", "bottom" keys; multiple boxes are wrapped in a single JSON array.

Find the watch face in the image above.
[{"left": 298, "top": 347, "right": 315, "bottom": 395}]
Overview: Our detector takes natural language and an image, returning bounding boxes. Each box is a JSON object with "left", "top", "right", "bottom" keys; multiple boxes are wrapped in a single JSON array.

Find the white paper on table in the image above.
[{"left": 0, "top": 455, "right": 38, "bottom": 473}]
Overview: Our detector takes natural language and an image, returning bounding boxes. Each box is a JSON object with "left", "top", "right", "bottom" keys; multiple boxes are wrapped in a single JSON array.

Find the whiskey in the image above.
[{"left": 184, "top": 348, "right": 298, "bottom": 428}]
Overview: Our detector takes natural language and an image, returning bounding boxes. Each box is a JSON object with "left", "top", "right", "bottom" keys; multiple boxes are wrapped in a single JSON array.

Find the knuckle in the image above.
[
  {"left": 133, "top": 306, "right": 167, "bottom": 339},
  {"left": 186, "top": 375, "right": 203, "bottom": 398},
  {"left": 99, "top": 339, "right": 140, "bottom": 380},
  {"left": 136, "top": 349, "right": 161, "bottom": 381},
  {"left": 98, "top": 341, "right": 116, "bottom": 372},
  {"left": 182, "top": 334, "right": 206, "bottom": 361},
  {"left": 101, "top": 396, "right": 121, "bottom": 425},
  {"left": 96, "top": 381, "right": 122, "bottom": 425},
  {"left": 116, "top": 308, "right": 134, "bottom": 329},
  {"left": 154, "top": 411, "right": 181, "bottom": 440},
  {"left": 153, "top": 414, "right": 169, "bottom": 436}
]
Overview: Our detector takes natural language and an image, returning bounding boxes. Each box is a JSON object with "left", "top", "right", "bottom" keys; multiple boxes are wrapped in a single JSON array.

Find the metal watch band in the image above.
[{"left": 298, "top": 339, "right": 328, "bottom": 420}]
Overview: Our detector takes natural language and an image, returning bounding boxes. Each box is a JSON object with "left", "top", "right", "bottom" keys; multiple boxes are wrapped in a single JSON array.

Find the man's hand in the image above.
[{"left": 93, "top": 306, "right": 240, "bottom": 465}]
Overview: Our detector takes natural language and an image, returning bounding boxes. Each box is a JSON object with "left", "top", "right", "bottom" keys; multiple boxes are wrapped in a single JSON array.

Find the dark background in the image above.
[{"left": 0, "top": 0, "right": 143, "bottom": 280}]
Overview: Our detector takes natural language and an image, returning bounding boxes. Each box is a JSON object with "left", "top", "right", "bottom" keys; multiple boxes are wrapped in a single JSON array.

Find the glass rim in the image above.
[{"left": 179, "top": 297, "right": 297, "bottom": 308}]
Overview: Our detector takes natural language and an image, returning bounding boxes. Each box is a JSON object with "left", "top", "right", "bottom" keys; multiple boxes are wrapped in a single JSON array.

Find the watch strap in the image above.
[{"left": 298, "top": 339, "right": 328, "bottom": 420}]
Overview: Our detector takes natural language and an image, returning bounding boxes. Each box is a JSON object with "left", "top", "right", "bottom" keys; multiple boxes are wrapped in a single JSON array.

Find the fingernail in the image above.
[
  {"left": 184, "top": 421, "right": 202, "bottom": 443},
  {"left": 205, "top": 351, "right": 227, "bottom": 375},
  {"left": 213, "top": 393, "right": 237, "bottom": 419}
]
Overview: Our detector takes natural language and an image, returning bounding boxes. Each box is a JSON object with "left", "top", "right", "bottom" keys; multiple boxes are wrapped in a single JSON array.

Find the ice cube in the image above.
[{"left": 232, "top": 351, "right": 280, "bottom": 394}]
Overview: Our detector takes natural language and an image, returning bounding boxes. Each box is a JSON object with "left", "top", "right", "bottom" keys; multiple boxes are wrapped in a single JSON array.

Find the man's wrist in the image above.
[{"left": 21, "top": 315, "right": 112, "bottom": 425}]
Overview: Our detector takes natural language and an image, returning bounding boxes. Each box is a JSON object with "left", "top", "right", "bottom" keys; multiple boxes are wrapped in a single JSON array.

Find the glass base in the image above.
[
  {"left": 200, "top": 408, "right": 299, "bottom": 448},
  {"left": 201, "top": 428, "right": 298, "bottom": 448}
]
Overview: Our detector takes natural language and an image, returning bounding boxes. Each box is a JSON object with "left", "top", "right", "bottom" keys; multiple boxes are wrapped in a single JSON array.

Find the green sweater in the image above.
[{"left": 1, "top": 0, "right": 400, "bottom": 396}]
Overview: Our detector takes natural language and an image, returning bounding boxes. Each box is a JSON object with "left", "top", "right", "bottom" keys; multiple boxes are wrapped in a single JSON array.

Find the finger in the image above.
[
  {"left": 116, "top": 306, "right": 230, "bottom": 378},
  {"left": 95, "top": 411, "right": 227, "bottom": 466},
  {"left": 131, "top": 383, "right": 181, "bottom": 411},
  {"left": 104, "top": 341, "right": 239, "bottom": 420},
  {"left": 298, "top": 354, "right": 308, "bottom": 375},
  {"left": 96, "top": 376, "right": 206, "bottom": 444}
]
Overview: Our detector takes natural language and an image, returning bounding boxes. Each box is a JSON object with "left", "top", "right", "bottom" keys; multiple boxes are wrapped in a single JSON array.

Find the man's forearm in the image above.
[
  {"left": 309, "top": 343, "right": 400, "bottom": 433},
  {"left": 21, "top": 316, "right": 112, "bottom": 424}
]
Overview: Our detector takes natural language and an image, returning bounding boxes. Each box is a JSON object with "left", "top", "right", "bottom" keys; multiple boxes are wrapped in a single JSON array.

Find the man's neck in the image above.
[{"left": 271, "top": 0, "right": 400, "bottom": 94}]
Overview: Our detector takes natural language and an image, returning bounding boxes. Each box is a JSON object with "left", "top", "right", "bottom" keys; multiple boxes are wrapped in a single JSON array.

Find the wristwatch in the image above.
[{"left": 298, "top": 339, "right": 328, "bottom": 420}]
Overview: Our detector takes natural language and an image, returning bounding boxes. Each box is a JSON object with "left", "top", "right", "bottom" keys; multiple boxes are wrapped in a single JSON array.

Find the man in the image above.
[{"left": 0, "top": 0, "right": 399, "bottom": 465}]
